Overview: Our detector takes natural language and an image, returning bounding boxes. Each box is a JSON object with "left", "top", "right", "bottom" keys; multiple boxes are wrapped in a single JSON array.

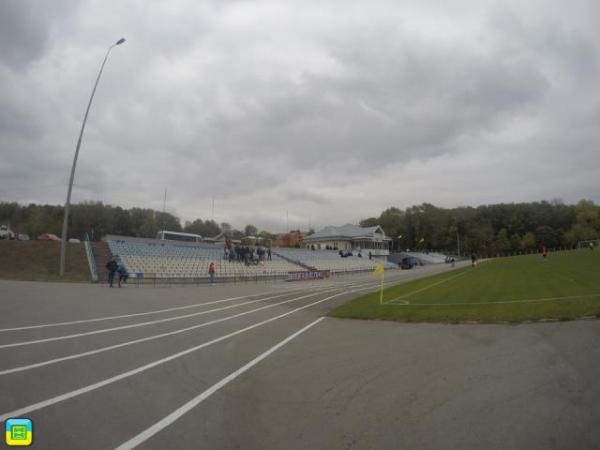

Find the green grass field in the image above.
[
  {"left": 0, "top": 240, "right": 90, "bottom": 282},
  {"left": 330, "top": 249, "right": 600, "bottom": 323}
]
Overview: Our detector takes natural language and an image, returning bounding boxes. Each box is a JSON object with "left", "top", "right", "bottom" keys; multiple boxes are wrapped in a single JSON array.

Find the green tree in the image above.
[
  {"left": 138, "top": 213, "right": 158, "bottom": 238},
  {"left": 184, "top": 219, "right": 220, "bottom": 237},
  {"left": 231, "top": 229, "right": 244, "bottom": 240},
  {"left": 202, "top": 220, "right": 220, "bottom": 237},
  {"left": 244, "top": 224, "right": 258, "bottom": 236},
  {"left": 535, "top": 226, "right": 557, "bottom": 248},
  {"left": 494, "top": 229, "right": 512, "bottom": 254},
  {"left": 521, "top": 232, "right": 537, "bottom": 251},
  {"left": 25, "top": 205, "right": 48, "bottom": 238},
  {"left": 155, "top": 212, "right": 182, "bottom": 232}
]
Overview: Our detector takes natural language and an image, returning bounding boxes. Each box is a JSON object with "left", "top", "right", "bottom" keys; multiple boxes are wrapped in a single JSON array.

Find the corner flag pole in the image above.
[
  {"left": 374, "top": 261, "right": 385, "bottom": 304},
  {"left": 379, "top": 268, "right": 384, "bottom": 304}
]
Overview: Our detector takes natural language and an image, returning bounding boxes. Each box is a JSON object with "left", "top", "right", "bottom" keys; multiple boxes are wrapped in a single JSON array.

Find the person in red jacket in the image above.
[
  {"left": 542, "top": 246, "right": 547, "bottom": 259},
  {"left": 208, "top": 262, "right": 216, "bottom": 285}
]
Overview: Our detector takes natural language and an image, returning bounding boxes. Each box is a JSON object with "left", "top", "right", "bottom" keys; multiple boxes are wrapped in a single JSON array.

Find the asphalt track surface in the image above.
[{"left": 1, "top": 265, "right": 599, "bottom": 450}]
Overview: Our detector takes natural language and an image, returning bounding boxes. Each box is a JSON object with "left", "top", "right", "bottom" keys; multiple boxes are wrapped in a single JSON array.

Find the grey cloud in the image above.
[
  {"left": 0, "top": 0, "right": 79, "bottom": 69},
  {"left": 284, "top": 188, "right": 332, "bottom": 205},
  {"left": 1, "top": 0, "right": 599, "bottom": 230}
]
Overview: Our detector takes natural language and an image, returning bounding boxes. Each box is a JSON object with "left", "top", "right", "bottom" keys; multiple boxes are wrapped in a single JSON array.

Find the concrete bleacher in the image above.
[
  {"left": 275, "top": 248, "right": 397, "bottom": 273},
  {"left": 105, "top": 236, "right": 301, "bottom": 281}
]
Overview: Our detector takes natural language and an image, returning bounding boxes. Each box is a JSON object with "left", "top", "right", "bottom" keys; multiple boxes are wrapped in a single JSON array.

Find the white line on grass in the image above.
[
  {"left": 0, "top": 288, "right": 365, "bottom": 422},
  {"left": 384, "top": 269, "right": 471, "bottom": 304},
  {"left": 0, "top": 288, "right": 340, "bottom": 376},
  {"left": 0, "top": 290, "right": 316, "bottom": 350},
  {"left": 384, "top": 293, "right": 600, "bottom": 307},
  {"left": 114, "top": 317, "right": 326, "bottom": 450}
]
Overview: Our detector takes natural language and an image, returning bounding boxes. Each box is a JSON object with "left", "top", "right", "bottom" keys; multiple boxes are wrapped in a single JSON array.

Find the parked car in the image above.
[
  {"left": 17, "top": 234, "right": 30, "bottom": 241},
  {"left": 400, "top": 257, "right": 419, "bottom": 270},
  {"left": 38, "top": 233, "right": 61, "bottom": 241},
  {"left": 68, "top": 238, "right": 81, "bottom": 243}
]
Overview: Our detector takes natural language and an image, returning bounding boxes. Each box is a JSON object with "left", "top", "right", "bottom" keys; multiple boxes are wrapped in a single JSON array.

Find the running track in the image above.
[{"left": 1, "top": 265, "right": 599, "bottom": 449}]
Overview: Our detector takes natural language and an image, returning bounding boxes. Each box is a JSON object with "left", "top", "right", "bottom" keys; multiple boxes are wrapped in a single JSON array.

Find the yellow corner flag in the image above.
[{"left": 374, "top": 262, "right": 385, "bottom": 304}]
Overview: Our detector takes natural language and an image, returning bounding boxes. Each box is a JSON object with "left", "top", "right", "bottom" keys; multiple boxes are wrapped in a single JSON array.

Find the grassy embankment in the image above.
[{"left": 0, "top": 240, "right": 90, "bottom": 282}]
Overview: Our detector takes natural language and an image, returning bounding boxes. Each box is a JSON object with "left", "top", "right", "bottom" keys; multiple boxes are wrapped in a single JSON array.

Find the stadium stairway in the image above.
[
  {"left": 273, "top": 251, "right": 315, "bottom": 271},
  {"left": 91, "top": 241, "right": 111, "bottom": 283}
]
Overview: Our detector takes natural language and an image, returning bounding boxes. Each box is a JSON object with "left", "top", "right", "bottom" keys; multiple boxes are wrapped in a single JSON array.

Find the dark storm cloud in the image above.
[
  {"left": 1, "top": 0, "right": 599, "bottom": 230},
  {"left": 0, "top": 0, "right": 79, "bottom": 69},
  {"left": 181, "top": 21, "right": 552, "bottom": 176}
]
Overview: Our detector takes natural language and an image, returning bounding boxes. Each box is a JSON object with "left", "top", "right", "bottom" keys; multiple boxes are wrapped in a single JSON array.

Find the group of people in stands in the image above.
[
  {"left": 338, "top": 249, "right": 374, "bottom": 260},
  {"left": 321, "top": 244, "right": 338, "bottom": 250},
  {"left": 307, "top": 244, "right": 372, "bottom": 260},
  {"left": 224, "top": 239, "right": 272, "bottom": 266}
]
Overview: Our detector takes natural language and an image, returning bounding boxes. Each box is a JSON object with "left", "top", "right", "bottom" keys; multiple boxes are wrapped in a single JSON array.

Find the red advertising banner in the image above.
[{"left": 287, "top": 270, "right": 331, "bottom": 282}]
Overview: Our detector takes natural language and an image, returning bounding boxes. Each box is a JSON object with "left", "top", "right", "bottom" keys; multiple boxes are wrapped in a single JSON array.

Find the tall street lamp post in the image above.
[{"left": 59, "top": 38, "right": 126, "bottom": 276}]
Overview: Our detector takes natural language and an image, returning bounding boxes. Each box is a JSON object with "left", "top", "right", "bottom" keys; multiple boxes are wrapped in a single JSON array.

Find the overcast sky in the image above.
[{"left": 1, "top": 0, "right": 599, "bottom": 232}]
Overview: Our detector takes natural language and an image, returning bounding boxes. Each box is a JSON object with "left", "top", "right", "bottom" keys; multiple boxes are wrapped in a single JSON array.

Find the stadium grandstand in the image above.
[
  {"left": 105, "top": 235, "right": 300, "bottom": 281},
  {"left": 99, "top": 226, "right": 401, "bottom": 282},
  {"left": 275, "top": 248, "right": 398, "bottom": 273}
]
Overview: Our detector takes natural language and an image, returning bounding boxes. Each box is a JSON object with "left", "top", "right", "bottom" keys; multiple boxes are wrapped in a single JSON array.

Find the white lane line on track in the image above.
[
  {"left": 114, "top": 317, "right": 326, "bottom": 450},
  {"left": 0, "top": 281, "right": 379, "bottom": 349},
  {"left": 0, "top": 274, "right": 402, "bottom": 334},
  {"left": 0, "top": 288, "right": 341, "bottom": 376},
  {"left": 0, "top": 286, "right": 370, "bottom": 422},
  {"left": 0, "top": 285, "right": 329, "bottom": 333},
  {"left": 0, "top": 294, "right": 264, "bottom": 333},
  {"left": 0, "top": 291, "right": 316, "bottom": 350}
]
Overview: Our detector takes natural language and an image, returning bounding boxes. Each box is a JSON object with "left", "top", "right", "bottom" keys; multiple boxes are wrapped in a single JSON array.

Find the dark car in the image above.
[{"left": 400, "top": 257, "right": 419, "bottom": 270}]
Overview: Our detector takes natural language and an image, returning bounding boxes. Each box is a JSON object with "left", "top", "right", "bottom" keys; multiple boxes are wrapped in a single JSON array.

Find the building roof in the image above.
[{"left": 304, "top": 224, "right": 390, "bottom": 242}]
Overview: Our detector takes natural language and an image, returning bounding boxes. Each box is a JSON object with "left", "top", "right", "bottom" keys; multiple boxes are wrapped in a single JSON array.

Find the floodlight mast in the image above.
[{"left": 59, "top": 38, "right": 126, "bottom": 276}]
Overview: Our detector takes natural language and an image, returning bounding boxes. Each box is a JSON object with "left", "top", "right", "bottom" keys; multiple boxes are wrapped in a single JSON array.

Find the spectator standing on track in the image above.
[
  {"left": 267, "top": 248, "right": 272, "bottom": 260},
  {"left": 117, "top": 262, "right": 129, "bottom": 288},
  {"left": 471, "top": 254, "right": 476, "bottom": 268},
  {"left": 208, "top": 262, "right": 216, "bottom": 285},
  {"left": 590, "top": 242, "right": 595, "bottom": 251},
  {"left": 106, "top": 258, "right": 118, "bottom": 288}
]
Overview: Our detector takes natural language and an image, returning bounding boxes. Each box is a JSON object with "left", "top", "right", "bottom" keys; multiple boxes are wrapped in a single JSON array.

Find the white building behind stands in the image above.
[{"left": 303, "top": 224, "right": 391, "bottom": 256}]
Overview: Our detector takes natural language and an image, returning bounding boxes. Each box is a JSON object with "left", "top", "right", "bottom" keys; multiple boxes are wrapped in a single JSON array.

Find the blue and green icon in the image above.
[{"left": 5, "top": 418, "right": 33, "bottom": 447}]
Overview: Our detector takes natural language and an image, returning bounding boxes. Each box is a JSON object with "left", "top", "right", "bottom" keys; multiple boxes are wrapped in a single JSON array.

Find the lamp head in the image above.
[{"left": 115, "top": 38, "right": 126, "bottom": 45}]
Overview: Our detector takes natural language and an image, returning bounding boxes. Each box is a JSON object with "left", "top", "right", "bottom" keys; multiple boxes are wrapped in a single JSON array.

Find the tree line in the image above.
[
  {"left": 360, "top": 199, "right": 600, "bottom": 256},
  {"left": 0, "top": 201, "right": 265, "bottom": 242},
  {"left": 1, "top": 199, "right": 598, "bottom": 254}
]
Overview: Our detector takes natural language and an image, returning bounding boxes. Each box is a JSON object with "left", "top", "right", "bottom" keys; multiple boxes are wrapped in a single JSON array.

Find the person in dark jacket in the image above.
[
  {"left": 106, "top": 258, "right": 118, "bottom": 287},
  {"left": 117, "top": 262, "right": 129, "bottom": 288}
]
